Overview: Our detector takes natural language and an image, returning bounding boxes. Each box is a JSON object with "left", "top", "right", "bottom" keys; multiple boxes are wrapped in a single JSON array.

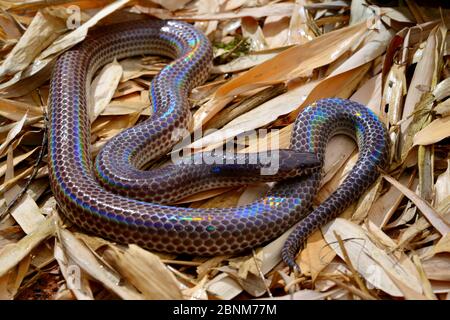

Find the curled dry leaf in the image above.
[
  {"left": 151, "top": 0, "right": 191, "bottom": 11},
  {"left": 0, "top": 147, "right": 38, "bottom": 178},
  {"left": 0, "top": 112, "right": 27, "bottom": 156},
  {"left": 0, "top": 98, "right": 42, "bottom": 120},
  {"left": 89, "top": 59, "right": 123, "bottom": 122},
  {"left": 54, "top": 240, "right": 94, "bottom": 300},
  {"left": 368, "top": 172, "right": 415, "bottom": 228},
  {"left": 422, "top": 254, "right": 450, "bottom": 282},
  {"left": 434, "top": 159, "right": 450, "bottom": 212},
  {"left": 298, "top": 229, "right": 335, "bottom": 282},
  {"left": 190, "top": 81, "right": 318, "bottom": 149},
  {"left": 0, "top": 10, "right": 66, "bottom": 78},
  {"left": 0, "top": 254, "right": 31, "bottom": 300},
  {"left": 57, "top": 227, "right": 143, "bottom": 300},
  {"left": 216, "top": 265, "right": 268, "bottom": 298},
  {"left": 0, "top": 0, "right": 130, "bottom": 95},
  {"left": 400, "top": 24, "right": 447, "bottom": 160},
  {"left": 241, "top": 17, "right": 268, "bottom": 51},
  {"left": 383, "top": 174, "right": 450, "bottom": 235},
  {"left": 215, "top": 21, "right": 367, "bottom": 99},
  {"left": 193, "top": 21, "right": 368, "bottom": 128},
  {"left": 413, "top": 116, "right": 450, "bottom": 146},
  {"left": 435, "top": 99, "right": 450, "bottom": 116},
  {"left": 39, "top": 0, "right": 130, "bottom": 60},
  {"left": 120, "top": 57, "right": 163, "bottom": 82},
  {"left": 211, "top": 49, "right": 282, "bottom": 74},
  {"left": 0, "top": 216, "right": 55, "bottom": 278},
  {"left": 5, "top": 185, "right": 45, "bottom": 235},
  {"left": 263, "top": 16, "right": 290, "bottom": 49},
  {"left": 103, "top": 244, "right": 184, "bottom": 300},
  {"left": 434, "top": 233, "right": 450, "bottom": 255},
  {"left": 322, "top": 218, "right": 423, "bottom": 297}
]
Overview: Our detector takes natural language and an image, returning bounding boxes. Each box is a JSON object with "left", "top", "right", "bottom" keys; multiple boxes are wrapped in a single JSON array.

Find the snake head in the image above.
[
  {"left": 270, "top": 149, "right": 321, "bottom": 177},
  {"left": 198, "top": 149, "right": 320, "bottom": 181}
]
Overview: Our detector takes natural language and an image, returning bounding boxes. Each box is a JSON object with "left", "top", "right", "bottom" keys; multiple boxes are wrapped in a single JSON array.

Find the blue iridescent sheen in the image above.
[{"left": 48, "top": 19, "right": 390, "bottom": 272}]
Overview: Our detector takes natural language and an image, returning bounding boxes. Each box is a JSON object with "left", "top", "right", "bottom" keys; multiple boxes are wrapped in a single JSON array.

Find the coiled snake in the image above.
[{"left": 48, "top": 19, "right": 389, "bottom": 270}]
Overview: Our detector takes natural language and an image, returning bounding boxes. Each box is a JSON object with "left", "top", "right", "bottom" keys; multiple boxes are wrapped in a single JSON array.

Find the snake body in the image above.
[{"left": 48, "top": 19, "right": 389, "bottom": 269}]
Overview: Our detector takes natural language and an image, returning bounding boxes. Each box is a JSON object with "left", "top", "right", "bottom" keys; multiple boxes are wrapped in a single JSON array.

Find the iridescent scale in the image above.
[{"left": 48, "top": 19, "right": 390, "bottom": 270}]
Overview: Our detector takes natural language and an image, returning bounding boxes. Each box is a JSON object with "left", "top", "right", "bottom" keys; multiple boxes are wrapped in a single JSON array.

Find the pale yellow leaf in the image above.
[
  {"left": 422, "top": 255, "right": 450, "bottom": 281},
  {"left": 0, "top": 147, "right": 38, "bottom": 178},
  {"left": 241, "top": 17, "right": 268, "bottom": 51},
  {"left": 104, "top": 244, "right": 184, "bottom": 300},
  {"left": 0, "top": 217, "right": 55, "bottom": 278},
  {"left": 205, "top": 273, "right": 242, "bottom": 300},
  {"left": 433, "top": 77, "right": 450, "bottom": 101},
  {"left": 0, "top": 10, "right": 65, "bottom": 77},
  {"left": 0, "top": 113, "right": 27, "bottom": 156},
  {"left": 368, "top": 172, "right": 415, "bottom": 227},
  {"left": 120, "top": 57, "right": 161, "bottom": 82},
  {"left": 401, "top": 24, "right": 446, "bottom": 155},
  {"left": 39, "top": 0, "right": 130, "bottom": 60},
  {"left": 434, "top": 159, "right": 450, "bottom": 211},
  {"left": 322, "top": 218, "right": 423, "bottom": 297},
  {"left": 89, "top": 59, "right": 123, "bottom": 122},
  {"left": 0, "top": 98, "right": 42, "bottom": 120},
  {"left": 54, "top": 241, "right": 94, "bottom": 300},
  {"left": 57, "top": 228, "right": 143, "bottom": 300},
  {"left": 151, "top": 0, "right": 190, "bottom": 11},
  {"left": 287, "top": 0, "right": 316, "bottom": 45},
  {"left": 151, "top": 2, "right": 349, "bottom": 21},
  {"left": 383, "top": 174, "right": 450, "bottom": 235},
  {"left": 5, "top": 185, "right": 45, "bottom": 235},
  {"left": 212, "top": 50, "right": 281, "bottom": 74},
  {"left": 190, "top": 81, "right": 317, "bottom": 149},
  {"left": 434, "top": 233, "right": 450, "bottom": 255},
  {"left": 0, "top": 0, "right": 130, "bottom": 94},
  {"left": 351, "top": 74, "right": 382, "bottom": 112},
  {"left": 413, "top": 117, "right": 450, "bottom": 146},
  {"left": 263, "top": 16, "right": 290, "bottom": 49},
  {"left": 435, "top": 98, "right": 450, "bottom": 116},
  {"left": 300, "top": 230, "right": 335, "bottom": 282},
  {"left": 214, "top": 21, "right": 367, "bottom": 99}
]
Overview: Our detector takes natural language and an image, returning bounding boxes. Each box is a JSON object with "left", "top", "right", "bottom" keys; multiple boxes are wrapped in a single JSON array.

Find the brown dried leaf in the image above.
[
  {"left": 0, "top": 216, "right": 55, "bottom": 278},
  {"left": 383, "top": 174, "right": 450, "bottom": 235},
  {"left": 413, "top": 116, "right": 450, "bottom": 146},
  {"left": 104, "top": 244, "right": 184, "bottom": 300},
  {"left": 57, "top": 227, "right": 143, "bottom": 300},
  {"left": 0, "top": 10, "right": 65, "bottom": 78},
  {"left": 322, "top": 218, "right": 423, "bottom": 297},
  {"left": 89, "top": 59, "right": 123, "bottom": 122}
]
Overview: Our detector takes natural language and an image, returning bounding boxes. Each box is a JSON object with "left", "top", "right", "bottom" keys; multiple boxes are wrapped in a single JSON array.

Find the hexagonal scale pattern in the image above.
[{"left": 48, "top": 19, "right": 390, "bottom": 270}]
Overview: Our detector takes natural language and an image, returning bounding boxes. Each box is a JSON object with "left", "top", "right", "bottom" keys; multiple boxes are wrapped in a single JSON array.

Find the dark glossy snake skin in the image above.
[{"left": 48, "top": 19, "right": 390, "bottom": 270}]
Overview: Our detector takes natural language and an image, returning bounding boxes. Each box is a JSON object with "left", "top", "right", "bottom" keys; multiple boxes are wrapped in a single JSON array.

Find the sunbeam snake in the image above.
[{"left": 48, "top": 19, "right": 390, "bottom": 270}]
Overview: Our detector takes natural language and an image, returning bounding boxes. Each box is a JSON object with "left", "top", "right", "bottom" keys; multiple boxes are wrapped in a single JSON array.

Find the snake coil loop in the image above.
[{"left": 49, "top": 19, "right": 389, "bottom": 270}]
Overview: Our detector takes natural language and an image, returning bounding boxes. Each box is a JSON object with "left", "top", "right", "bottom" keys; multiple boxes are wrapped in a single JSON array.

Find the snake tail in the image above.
[{"left": 280, "top": 99, "right": 390, "bottom": 270}]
